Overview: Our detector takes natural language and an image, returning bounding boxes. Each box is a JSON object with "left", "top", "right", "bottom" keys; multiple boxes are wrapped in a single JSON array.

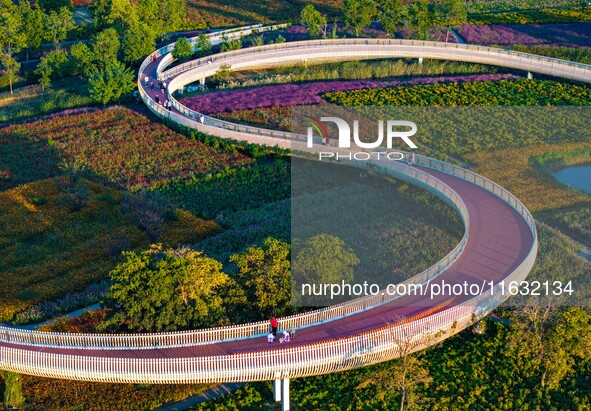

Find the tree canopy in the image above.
[
  {"left": 172, "top": 37, "right": 194, "bottom": 61},
  {"left": 293, "top": 233, "right": 359, "bottom": 285},
  {"left": 377, "top": 0, "right": 406, "bottom": 36},
  {"left": 231, "top": 238, "right": 292, "bottom": 319},
  {"left": 0, "top": 0, "right": 26, "bottom": 93},
  {"left": 88, "top": 60, "right": 135, "bottom": 105},
  {"left": 301, "top": 4, "right": 326, "bottom": 37},
  {"left": 44, "top": 6, "right": 75, "bottom": 50},
  {"left": 344, "top": 0, "right": 377, "bottom": 36},
  {"left": 101, "top": 244, "right": 230, "bottom": 332}
]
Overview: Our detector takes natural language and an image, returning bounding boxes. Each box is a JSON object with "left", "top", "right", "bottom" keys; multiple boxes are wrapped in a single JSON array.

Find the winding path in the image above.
[{"left": 7, "top": 33, "right": 591, "bottom": 392}]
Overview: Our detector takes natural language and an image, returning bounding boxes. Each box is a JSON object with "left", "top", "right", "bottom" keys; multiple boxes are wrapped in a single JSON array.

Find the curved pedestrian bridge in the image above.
[{"left": 8, "top": 31, "right": 591, "bottom": 386}]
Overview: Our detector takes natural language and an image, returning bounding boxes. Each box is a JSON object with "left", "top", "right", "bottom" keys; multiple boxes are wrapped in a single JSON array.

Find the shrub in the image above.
[{"left": 88, "top": 61, "right": 135, "bottom": 105}]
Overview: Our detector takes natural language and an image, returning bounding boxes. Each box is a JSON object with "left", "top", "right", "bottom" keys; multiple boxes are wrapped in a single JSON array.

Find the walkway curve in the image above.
[{"left": 0, "top": 35, "right": 557, "bottom": 384}]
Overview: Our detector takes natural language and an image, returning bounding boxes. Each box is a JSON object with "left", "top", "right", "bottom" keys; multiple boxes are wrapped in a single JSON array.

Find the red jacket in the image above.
[{"left": 271, "top": 318, "right": 278, "bottom": 328}]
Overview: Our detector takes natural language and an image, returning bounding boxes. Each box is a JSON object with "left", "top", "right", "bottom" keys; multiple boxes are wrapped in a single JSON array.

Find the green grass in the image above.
[
  {"left": 468, "top": 7, "right": 591, "bottom": 24},
  {"left": 323, "top": 79, "right": 591, "bottom": 108},
  {"left": 185, "top": 0, "right": 343, "bottom": 28},
  {"left": 195, "top": 162, "right": 463, "bottom": 283},
  {"left": 0, "top": 79, "right": 95, "bottom": 123},
  {"left": 550, "top": 207, "right": 591, "bottom": 243},
  {"left": 219, "top": 59, "right": 502, "bottom": 90},
  {"left": 0, "top": 177, "right": 219, "bottom": 322}
]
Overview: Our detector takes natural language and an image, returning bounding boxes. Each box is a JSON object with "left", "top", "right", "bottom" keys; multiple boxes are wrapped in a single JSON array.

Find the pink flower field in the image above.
[
  {"left": 182, "top": 73, "right": 518, "bottom": 114},
  {"left": 459, "top": 23, "right": 591, "bottom": 47}
]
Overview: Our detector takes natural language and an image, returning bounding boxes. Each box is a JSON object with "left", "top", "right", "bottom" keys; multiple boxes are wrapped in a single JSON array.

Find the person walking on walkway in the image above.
[
  {"left": 270, "top": 317, "right": 278, "bottom": 337},
  {"left": 144, "top": 75, "right": 149, "bottom": 86}
]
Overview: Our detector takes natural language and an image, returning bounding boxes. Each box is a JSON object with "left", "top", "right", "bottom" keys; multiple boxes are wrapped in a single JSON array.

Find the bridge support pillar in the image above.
[
  {"left": 527, "top": 71, "right": 533, "bottom": 80},
  {"left": 282, "top": 378, "right": 290, "bottom": 411},
  {"left": 418, "top": 57, "right": 424, "bottom": 65},
  {"left": 199, "top": 77, "right": 206, "bottom": 85},
  {"left": 273, "top": 379, "right": 281, "bottom": 402}
]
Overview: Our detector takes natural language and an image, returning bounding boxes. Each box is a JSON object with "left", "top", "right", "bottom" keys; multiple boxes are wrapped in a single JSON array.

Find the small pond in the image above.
[{"left": 553, "top": 164, "right": 591, "bottom": 195}]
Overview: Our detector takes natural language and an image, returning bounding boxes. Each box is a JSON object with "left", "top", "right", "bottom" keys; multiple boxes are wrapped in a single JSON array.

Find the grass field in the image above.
[
  {"left": 0, "top": 177, "right": 219, "bottom": 322},
  {"left": 0, "top": 107, "right": 263, "bottom": 321},
  {"left": 0, "top": 79, "right": 95, "bottom": 124},
  {"left": 0, "top": 107, "right": 253, "bottom": 191},
  {"left": 464, "top": 142, "right": 591, "bottom": 213},
  {"left": 185, "top": 0, "right": 343, "bottom": 28}
]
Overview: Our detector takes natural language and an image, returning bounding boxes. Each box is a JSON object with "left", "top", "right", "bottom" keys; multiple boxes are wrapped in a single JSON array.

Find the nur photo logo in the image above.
[{"left": 304, "top": 116, "right": 418, "bottom": 161}]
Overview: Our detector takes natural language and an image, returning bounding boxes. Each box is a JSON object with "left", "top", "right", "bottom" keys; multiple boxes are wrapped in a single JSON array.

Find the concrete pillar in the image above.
[
  {"left": 199, "top": 77, "right": 206, "bottom": 85},
  {"left": 282, "top": 378, "right": 290, "bottom": 411},
  {"left": 274, "top": 379, "right": 281, "bottom": 402},
  {"left": 418, "top": 57, "right": 423, "bottom": 65},
  {"left": 527, "top": 71, "right": 533, "bottom": 80}
]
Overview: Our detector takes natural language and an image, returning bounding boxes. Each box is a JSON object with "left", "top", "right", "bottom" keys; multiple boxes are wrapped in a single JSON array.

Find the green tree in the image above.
[
  {"left": 2, "top": 371, "right": 23, "bottom": 409},
  {"left": 301, "top": 4, "right": 326, "bottom": 37},
  {"left": 122, "top": 21, "right": 156, "bottom": 64},
  {"left": 293, "top": 234, "right": 359, "bottom": 285},
  {"left": 231, "top": 238, "right": 291, "bottom": 319},
  {"left": 408, "top": 0, "right": 433, "bottom": 40},
  {"left": 440, "top": 0, "right": 467, "bottom": 43},
  {"left": 158, "top": 0, "right": 187, "bottom": 38},
  {"left": 0, "top": 53, "right": 21, "bottom": 94},
  {"left": 136, "top": 0, "right": 186, "bottom": 41},
  {"left": 196, "top": 33, "right": 212, "bottom": 54},
  {"left": 358, "top": 353, "right": 431, "bottom": 411},
  {"left": 44, "top": 6, "right": 75, "bottom": 50},
  {"left": 220, "top": 36, "right": 242, "bottom": 52},
  {"left": 35, "top": 56, "right": 52, "bottom": 90},
  {"left": 92, "top": 27, "right": 120, "bottom": 69},
  {"left": 19, "top": 0, "right": 45, "bottom": 61},
  {"left": 212, "top": 63, "right": 232, "bottom": 84},
  {"left": 331, "top": 20, "right": 338, "bottom": 39},
  {"left": 0, "top": 54, "right": 20, "bottom": 94},
  {"left": 0, "top": 0, "right": 26, "bottom": 94},
  {"left": 344, "top": 0, "right": 376, "bottom": 36},
  {"left": 250, "top": 35, "right": 264, "bottom": 47},
  {"left": 88, "top": 60, "right": 135, "bottom": 105},
  {"left": 38, "top": 0, "right": 72, "bottom": 12},
  {"left": 172, "top": 36, "right": 193, "bottom": 61},
  {"left": 378, "top": 0, "right": 405, "bottom": 36},
  {"left": 108, "top": 0, "right": 138, "bottom": 29},
  {"left": 38, "top": 49, "right": 70, "bottom": 79},
  {"left": 101, "top": 244, "right": 229, "bottom": 332},
  {"left": 90, "top": 0, "right": 112, "bottom": 30},
  {"left": 137, "top": 0, "right": 163, "bottom": 37},
  {"left": 362, "top": 320, "right": 437, "bottom": 411},
  {"left": 509, "top": 306, "right": 591, "bottom": 390},
  {"left": 70, "top": 42, "right": 95, "bottom": 76},
  {"left": 91, "top": 0, "right": 138, "bottom": 31}
]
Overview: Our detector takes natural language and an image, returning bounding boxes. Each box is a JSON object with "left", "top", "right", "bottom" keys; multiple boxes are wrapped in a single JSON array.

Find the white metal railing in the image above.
[
  {"left": 161, "top": 38, "right": 591, "bottom": 80},
  {"left": 139, "top": 24, "right": 270, "bottom": 79},
  {"left": 0, "top": 34, "right": 541, "bottom": 383},
  {"left": 155, "top": 24, "right": 289, "bottom": 79}
]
